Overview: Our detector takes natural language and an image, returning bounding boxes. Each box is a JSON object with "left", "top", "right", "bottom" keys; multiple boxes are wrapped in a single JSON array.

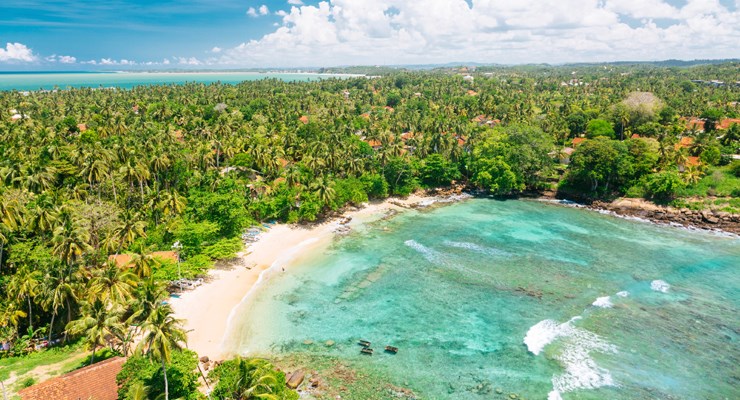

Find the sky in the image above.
[{"left": 1, "top": 0, "right": 739, "bottom": 70}]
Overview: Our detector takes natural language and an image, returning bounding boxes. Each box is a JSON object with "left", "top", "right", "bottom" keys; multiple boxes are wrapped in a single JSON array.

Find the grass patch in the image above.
[
  {"left": 60, "top": 348, "right": 119, "bottom": 374},
  {"left": 678, "top": 165, "right": 740, "bottom": 198},
  {"left": 0, "top": 342, "right": 83, "bottom": 381}
]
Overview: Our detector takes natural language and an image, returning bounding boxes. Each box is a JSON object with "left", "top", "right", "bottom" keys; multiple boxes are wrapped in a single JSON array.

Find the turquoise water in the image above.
[
  {"left": 225, "top": 199, "right": 740, "bottom": 399},
  {"left": 0, "top": 71, "right": 354, "bottom": 91}
]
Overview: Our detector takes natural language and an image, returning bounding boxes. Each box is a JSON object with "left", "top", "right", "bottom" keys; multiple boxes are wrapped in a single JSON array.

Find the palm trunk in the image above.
[
  {"left": 64, "top": 298, "right": 72, "bottom": 343},
  {"left": 27, "top": 296, "right": 33, "bottom": 332},
  {"left": 90, "top": 343, "right": 97, "bottom": 365},
  {"left": 48, "top": 311, "right": 56, "bottom": 344},
  {"left": 162, "top": 358, "right": 169, "bottom": 400}
]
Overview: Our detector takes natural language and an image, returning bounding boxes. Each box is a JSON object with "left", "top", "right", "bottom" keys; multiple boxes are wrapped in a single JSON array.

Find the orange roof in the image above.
[
  {"left": 109, "top": 251, "right": 178, "bottom": 267},
  {"left": 77, "top": 124, "right": 87, "bottom": 132},
  {"left": 457, "top": 138, "right": 466, "bottom": 146},
  {"left": 277, "top": 158, "right": 290, "bottom": 168},
  {"left": 365, "top": 139, "right": 381, "bottom": 147},
  {"left": 718, "top": 118, "right": 740, "bottom": 130},
  {"left": 401, "top": 132, "right": 415, "bottom": 141},
  {"left": 19, "top": 357, "right": 125, "bottom": 400},
  {"left": 678, "top": 136, "right": 694, "bottom": 148},
  {"left": 630, "top": 133, "right": 640, "bottom": 139},
  {"left": 360, "top": 113, "right": 370, "bottom": 119},
  {"left": 384, "top": 106, "right": 395, "bottom": 112},
  {"left": 572, "top": 137, "right": 587, "bottom": 146},
  {"left": 471, "top": 115, "right": 487, "bottom": 123},
  {"left": 682, "top": 117, "right": 705, "bottom": 131},
  {"left": 298, "top": 115, "right": 309, "bottom": 124},
  {"left": 467, "top": 90, "right": 478, "bottom": 96},
  {"left": 686, "top": 156, "right": 701, "bottom": 167}
]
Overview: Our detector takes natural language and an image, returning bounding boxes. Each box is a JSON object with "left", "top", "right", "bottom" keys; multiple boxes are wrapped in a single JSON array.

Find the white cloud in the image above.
[
  {"left": 0, "top": 42, "right": 36, "bottom": 62},
  {"left": 46, "top": 54, "right": 77, "bottom": 64},
  {"left": 216, "top": 0, "right": 740, "bottom": 66},
  {"left": 288, "top": 0, "right": 303, "bottom": 4},
  {"left": 163, "top": 58, "right": 171, "bottom": 65},
  {"left": 99, "top": 58, "right": 137, "bottom": 65},
  {"left": 248, "top": 4, "right": 270, "bottom": 17},
  {"left": 177, "top": 57, "right": 202, "bottom": 65},
  {"left": 211, "top": 46, "right": 222, "bottom": 53},
  {"left": 58, "top": 55, "right": 76, "bottom": 63},
  {"left": 276, "top": 10, "right": 288, "bottom": 16}
]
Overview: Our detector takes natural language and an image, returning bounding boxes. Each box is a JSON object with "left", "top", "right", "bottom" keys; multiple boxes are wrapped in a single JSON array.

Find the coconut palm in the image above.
[
  {"left": 67, "top": 298, "right": 123, "bottom": 365},
  {"left": 7, "top": 265, "right": 41, "bottom": 332},
  {"left": 137, "top": 303, "right": 186, "bottom": 400}
]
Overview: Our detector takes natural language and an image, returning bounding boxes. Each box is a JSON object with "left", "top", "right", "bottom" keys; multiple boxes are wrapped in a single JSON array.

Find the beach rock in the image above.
[
  {"left": 303, "top": 339, "right": 314, "bottom": 345},
  {"left": 199, "top": 355, "right": 209, "bottom": 363},
  {"left": 496, "top": 388, "right": 503, "bottom": 394},
  {"left": 325, "top": 340, "right": 335, "bottom": 347},
  {"left": 287, "top": 370, "right": 305, "bottom": 389}
]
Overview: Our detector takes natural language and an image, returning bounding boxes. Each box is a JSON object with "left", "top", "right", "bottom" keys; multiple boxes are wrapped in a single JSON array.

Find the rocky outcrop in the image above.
[{"left": 590, "top": 198, "right": 739, "bottom": 234}]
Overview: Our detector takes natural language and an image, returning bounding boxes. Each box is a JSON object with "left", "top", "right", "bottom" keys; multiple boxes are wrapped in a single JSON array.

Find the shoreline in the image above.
[
  {"left": 170, "top": 194, "right": 433, "bottom": 361},
  {"left": 172, "top": 191, "right": 737, "bottom": 361}
]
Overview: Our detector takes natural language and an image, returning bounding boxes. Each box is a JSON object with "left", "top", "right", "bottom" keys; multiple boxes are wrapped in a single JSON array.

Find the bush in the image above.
[
  {"left": 117, "top": 349, "right": 201, "bottom": 400},
  {"left": 210, "top": 357, "right": 298, "bottom": 400},
  {"left": 730, "top": 161, "right": 740, "bottom": 178},
  {"left": 202, "top": 237, "right": 243, "bottom": 260},
  {"left": 644, "top": 171, "right": 685, "bottom": 201}
]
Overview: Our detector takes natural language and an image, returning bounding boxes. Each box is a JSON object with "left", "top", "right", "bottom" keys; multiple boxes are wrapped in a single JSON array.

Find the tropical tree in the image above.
[{"left": 137, "top": 303, "right": 186, "bottom": 400}]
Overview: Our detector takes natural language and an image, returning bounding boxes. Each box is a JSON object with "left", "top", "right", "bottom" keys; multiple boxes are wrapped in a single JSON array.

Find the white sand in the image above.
[{"left": 171, "top": 195, "right": 427, "bottom": 360}]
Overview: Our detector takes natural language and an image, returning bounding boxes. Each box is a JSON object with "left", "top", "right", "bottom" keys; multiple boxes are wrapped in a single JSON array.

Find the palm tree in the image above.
[
  {"left": 65, "top": 299, "right": 123, "bottom": 365},
  {"left": 40, "top": 265, "right": 76, "bottom": 343},
  {"left": 8, "top": 265, "right": 41, "bottom": 332},
  {"left": 90, "top": 263, "right": 138, "bottom": 304},
  {"left": 137, "top": 303, "right": 186, "bottom": 400}
]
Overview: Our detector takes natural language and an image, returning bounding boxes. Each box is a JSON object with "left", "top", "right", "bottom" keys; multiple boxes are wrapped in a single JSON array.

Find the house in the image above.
[
  {"left": 383, "top": 106, "right": 395, "bottom": 112},
  {"left": 400, "top": 132, "right": 415, "bottom": 141},
  {"left": 572, "top": 137, "right": 587, "bottom": 147},
  {"left": 630, "top": 133, "right": 640, "bottom": 139},
  {"left": 109, "top": 251, "right": 179, "bottom": 268},
  {"left": 463, "top": 75, "right": 474, "bottom": 82},
  {"left": 18, "top": 357, "right": 126, "bottom": 400},
  {"left": 471, "top": 115, "right": 501, "bottom": 127},
  {"left": 365, "top": 139, "right": 382, "bottom": 150},
  {"left": 718, "top": 118, "right": 740, "bottom": 130},
  {"left": 342, "top": 90, "right": 350, "bottom": 99},
  {"left": 675, "top": 136, "right": 694, "bottom": 150},
  {"left": 466, "top": 89, "right": 478, "bottom": 96},
  {"left": 298, "top": 115, "right": 309, "bottom": 124},
  {"left": 77, "top": 124, "right": 88, "bottom": 132},
  {"left": 682, "top": 117, "right": 705, "bottom": 132}
]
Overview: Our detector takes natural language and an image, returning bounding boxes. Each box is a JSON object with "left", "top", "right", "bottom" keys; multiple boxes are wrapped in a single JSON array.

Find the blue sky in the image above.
[{"left": 1, "top": 0, "right": 739, "bottom": 70}]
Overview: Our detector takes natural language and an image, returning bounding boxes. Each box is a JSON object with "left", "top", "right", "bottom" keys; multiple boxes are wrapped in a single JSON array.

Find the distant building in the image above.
[
  {"left": 19, "top": 357, "right": 126, "bottom": 400},
  {"left": 572, "top": 137, "right": 587, "bottom": 147}
]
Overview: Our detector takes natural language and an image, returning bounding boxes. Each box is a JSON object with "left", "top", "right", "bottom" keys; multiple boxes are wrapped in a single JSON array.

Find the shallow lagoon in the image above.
[{"left": 226, "top": 199, "right": 739, "bottom": 399}]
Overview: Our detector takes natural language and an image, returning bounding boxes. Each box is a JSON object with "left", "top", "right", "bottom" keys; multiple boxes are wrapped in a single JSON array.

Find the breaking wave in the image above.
[
  {"left": 443, "top": 240, "right": 511, "bottom": 257},
  {"left": 651, "top": 280, "right": 670, "bottom": 293},
  {"left": 592, "top": 296, "right": 613, "bottom": 308}
]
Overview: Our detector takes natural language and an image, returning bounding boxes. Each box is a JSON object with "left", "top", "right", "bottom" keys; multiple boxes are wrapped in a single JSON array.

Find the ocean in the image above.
[
  {"left": 0, "top": 71, "right": 356, "bottom": 91},
  {"left": 224, "top": 199, "right": 740, "bottom": 399}
]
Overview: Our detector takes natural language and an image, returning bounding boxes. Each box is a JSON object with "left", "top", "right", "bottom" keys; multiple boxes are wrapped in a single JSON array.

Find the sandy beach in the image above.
[{"left": 170, "top": 195, "right": 429, "bottom": 360}]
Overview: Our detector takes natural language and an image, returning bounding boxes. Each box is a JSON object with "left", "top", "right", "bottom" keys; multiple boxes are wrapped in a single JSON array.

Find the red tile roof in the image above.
[
  {"left": 682, "top": 117, "right": 705, "bottom": 132},
  {"left": 365, "top": 139, "right": 382, "bottom": 147},
  {"left": 109, "top": 251, "right": 178, "bottom": 267},
  {"left": 718, "top": 118, "right": 740, "bottom": 130},
  {"left": 466, "top": 90, "right": 478, "bottom": 96},
  {"left": 630, "top": 133, "right": 640, "bottom": 139},
  {"left": 686, "top": 156, "right": 701, "bottom": 167},
  {"left": 19, "top": 357, "right": 125, "bottom": 400},
  {"left": 77, "top": 124, "right": 88, "bottom": 132},
  {"left": 572, "top": 137, "right": 587, "bottom": 146},
  {"left": 298, "top": 115, "right": 309, "bottom": 124},
  {"left": 678, "top": 136, "right": 694, "bottom": 148}
]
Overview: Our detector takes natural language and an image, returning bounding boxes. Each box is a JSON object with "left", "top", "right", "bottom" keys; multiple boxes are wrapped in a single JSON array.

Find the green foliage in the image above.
[
  {"left": 174, "top": 221, "right": 220, "bottom": 258},
  {"left": 730, "top": 161, "right": 740, "bottom": 178},
  {"left": 359, "top": 173, "right": 389, "bottom": 199},
  {"left": 383, "top": 157, "right": 418, "bottom": 196},
  {"left": 187, "top": 180, "right": 250, "bottom": 237},
  {"left": 644, "top": 171, "right": 686, "bottom": 201},
  {"left": 419, "top": 154, "right": 461, "bottom": 187},
  {"left": 679, "top": 166, "right": 740, "bottom": 198},
  {"left": 586, "top": 119, "right": 615, "bottom": 139},
  {"left": 117, "top": 349, "right": 201, "bottom": 400},
  {"left": 470, "top": 124, "right": 554, "bottom": 193},
  {"left": 333, "top": 178, "right": 370, "bottom": 208},
  {"left": 699, "top": 145, "right": 722, "bottom": 166},
  {"left": 210, "top": 357, "right": 298, "bottom": 400},
  {"left": 565, "top": 137, "right": 636, "bottom": 196},
  {"left": 202, "top": 237, "right": 243, "bottom": 260}
]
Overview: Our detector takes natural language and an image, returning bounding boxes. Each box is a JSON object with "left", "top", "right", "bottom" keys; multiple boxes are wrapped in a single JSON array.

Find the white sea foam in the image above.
[
  {"left": 525, "top": 317, "right": 617, "bottom": 398},
  {"left": 404, "top": 239, "right": 440, "bottom": 263},
  {"left": 651, "top": 280, "right": 670, "bottom": 293},
  {"left": 443, "top": 240, "right": 510, "bottom": 257},
  {"left": 592, "top": 296, "right": 613, "bottom": 308},
  {"left": 616, "top": 291, "right": 629, "bottom": 298}
]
